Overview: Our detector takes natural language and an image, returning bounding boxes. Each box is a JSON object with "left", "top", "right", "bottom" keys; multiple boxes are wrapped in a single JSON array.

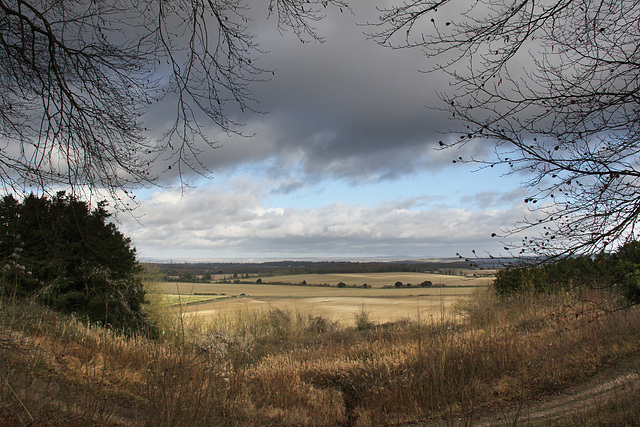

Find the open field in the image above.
[
  {"left": 181, "top": 295, "right": 464, "bottom": 324},
  {"left": 151, "top": 272, "right": 491, "bottom": 323},
  {"left": 250, "top": 272, "right": 493, "bottom": 287}
]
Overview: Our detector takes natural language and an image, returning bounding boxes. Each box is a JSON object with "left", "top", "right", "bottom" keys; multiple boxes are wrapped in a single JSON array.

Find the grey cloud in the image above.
[
  {"left": 460, "top": 188, "right": 528, "bottom": 210},
  {"left": 270, "top": 180, "right": 306, "bottom": 195}
]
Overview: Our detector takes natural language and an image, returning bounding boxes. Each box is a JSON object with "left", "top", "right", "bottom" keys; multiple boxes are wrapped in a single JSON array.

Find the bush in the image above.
[
  {"left": 354, "top": 306, "right": 374, "bottom": 331},
  {"left": 493, "top": 266, "right": 545, "bottom": 295},
  {"left": 0, "top": 192, "right": 150, "bottom": 333},
  {"left": 493, "top": 241, "right": 640, "bottom": 303},
  {"left": 611, "top": 241, "right": 640, "bottom": 302}
]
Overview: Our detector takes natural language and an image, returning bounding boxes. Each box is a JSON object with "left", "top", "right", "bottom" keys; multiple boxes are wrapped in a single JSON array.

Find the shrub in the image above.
[{"left": 354, "top": 306, "right": 374, "bottom": 331}]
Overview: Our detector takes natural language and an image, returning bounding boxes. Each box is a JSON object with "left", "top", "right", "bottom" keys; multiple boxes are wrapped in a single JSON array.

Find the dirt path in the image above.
[
  {"left": 403, "top": 357, "right": 640, "bottom": 426},
  {"left": 480, "top": 371, "right": 638, "bottom": 425},
  {"left": 475, "top": 359, "right": 639, "bottom": 426}
]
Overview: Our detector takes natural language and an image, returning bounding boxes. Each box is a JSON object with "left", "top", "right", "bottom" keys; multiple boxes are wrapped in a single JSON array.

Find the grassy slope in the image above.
[{"left": 2, "top": 287, "right": 640, "bottom": 426}]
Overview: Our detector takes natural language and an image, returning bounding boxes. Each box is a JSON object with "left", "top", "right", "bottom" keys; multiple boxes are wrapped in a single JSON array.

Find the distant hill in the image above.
[{"left": 144, "top": 258, "right": 513, "bottom": 281}]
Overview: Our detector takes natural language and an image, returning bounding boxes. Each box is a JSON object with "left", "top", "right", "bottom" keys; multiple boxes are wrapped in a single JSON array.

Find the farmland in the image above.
[{"left": 151, "top": 272, "right": 492, "bottom": 323}]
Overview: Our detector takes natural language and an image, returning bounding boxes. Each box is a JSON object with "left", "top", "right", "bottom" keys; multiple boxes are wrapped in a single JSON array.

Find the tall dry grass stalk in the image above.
[{"left": 2, "top": 286, "right": 640, "bottom": 425}]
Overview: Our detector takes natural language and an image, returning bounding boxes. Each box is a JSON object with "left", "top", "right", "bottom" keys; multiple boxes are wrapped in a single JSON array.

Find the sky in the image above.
[{"left": 117, "top": 1, "right": 533, "bottom": 262}]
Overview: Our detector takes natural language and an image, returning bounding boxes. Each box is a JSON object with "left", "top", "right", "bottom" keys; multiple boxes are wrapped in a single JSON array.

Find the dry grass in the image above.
[{"left": 2, "top": 286, "right": 640, "bottom": 426}]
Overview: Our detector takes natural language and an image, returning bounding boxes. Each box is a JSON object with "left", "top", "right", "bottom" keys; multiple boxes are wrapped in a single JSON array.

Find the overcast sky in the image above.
[{"left": 118, "top": 1, "right": 532, "bottom": 262}]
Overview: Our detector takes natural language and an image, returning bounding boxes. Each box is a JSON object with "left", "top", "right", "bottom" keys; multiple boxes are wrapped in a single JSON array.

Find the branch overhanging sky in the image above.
[{"left": 118, "top": 1, "right": 531, "bottom": 262}]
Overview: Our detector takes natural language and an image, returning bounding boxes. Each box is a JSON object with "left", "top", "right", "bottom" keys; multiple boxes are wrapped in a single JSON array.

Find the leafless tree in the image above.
[
  {"left": 370, "top": 0, "right": 640, "bottom": 259},
  {"left": 0, "top": 0, "right": 347, "bottom": 209}
]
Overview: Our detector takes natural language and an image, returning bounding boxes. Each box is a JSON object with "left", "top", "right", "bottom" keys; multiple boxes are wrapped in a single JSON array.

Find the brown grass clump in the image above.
[{"left": 2, "top": 286, "right": 640, "bottom": 426}]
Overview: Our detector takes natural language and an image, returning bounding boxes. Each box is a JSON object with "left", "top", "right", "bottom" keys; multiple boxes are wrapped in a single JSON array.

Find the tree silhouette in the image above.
[
  {"left": 0, "top": 0, "right": 347, "bottom": 208},
  {"left": 370, "top": 0, "right": 640, "bottom": 259}
]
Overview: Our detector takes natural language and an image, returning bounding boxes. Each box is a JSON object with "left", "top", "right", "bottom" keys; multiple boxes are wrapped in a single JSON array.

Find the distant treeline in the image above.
[{"left": 145, "top": 259, "right": 506, "bottom": 282}]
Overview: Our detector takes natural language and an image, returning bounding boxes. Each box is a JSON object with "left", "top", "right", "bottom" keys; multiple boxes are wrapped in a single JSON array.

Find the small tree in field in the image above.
[{"left": 0, "top": 193, "right": 149, "bottom": 333}]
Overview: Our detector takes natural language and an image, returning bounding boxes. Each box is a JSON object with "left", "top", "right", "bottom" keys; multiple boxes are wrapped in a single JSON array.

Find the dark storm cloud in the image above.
[
  {"left": 142, "top": 0, "right": 480, "bottom": 188},
  {"left": 250, "top": 5, "right": 456, "bottom": 182}
]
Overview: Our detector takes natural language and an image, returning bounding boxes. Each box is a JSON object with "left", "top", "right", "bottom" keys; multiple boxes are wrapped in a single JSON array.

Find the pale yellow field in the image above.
[
  {"left": 183, "top": 295, "right": 466, "bottom": 324},
  {"left": 151, "top": 272, "right": 492, "bottom": 324},
  {"left": 153, "top": 281, "right": 482, "bottom": 298},
  {"left": 252, "top": 272, "right": 492, "bottom": 288}
]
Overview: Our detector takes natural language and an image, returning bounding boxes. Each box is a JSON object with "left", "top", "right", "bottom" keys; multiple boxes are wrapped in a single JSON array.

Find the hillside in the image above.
[{"left": 2, "top": 286, "right": 640, "bottom": 426}]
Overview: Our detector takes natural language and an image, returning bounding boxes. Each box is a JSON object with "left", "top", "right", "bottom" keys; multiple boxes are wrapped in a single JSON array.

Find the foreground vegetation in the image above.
[{"left": 2, "top": 283, "right": 640, "bottom": 425}]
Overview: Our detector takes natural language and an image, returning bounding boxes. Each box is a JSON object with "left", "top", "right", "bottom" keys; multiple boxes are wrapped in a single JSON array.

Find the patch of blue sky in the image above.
[
  {"left": 130, "top": 155, "right": 527, "bottom": 215},
  {"left": 265, "top": 164, "right": 526, "bottom": 212}
]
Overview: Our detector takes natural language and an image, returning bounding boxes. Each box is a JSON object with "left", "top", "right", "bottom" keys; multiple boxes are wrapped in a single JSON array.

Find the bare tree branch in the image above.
[
  {"left": 370, "top": 0, "right": 640, "bottom": 259},
  {"left": 0, "top": 0, "right": 348, "bottom": 209}
]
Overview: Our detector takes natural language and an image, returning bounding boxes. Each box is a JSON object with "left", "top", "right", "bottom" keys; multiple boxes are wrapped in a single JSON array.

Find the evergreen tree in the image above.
[{"left": 0, "top": 193, "right": 149, "bottom": 333}]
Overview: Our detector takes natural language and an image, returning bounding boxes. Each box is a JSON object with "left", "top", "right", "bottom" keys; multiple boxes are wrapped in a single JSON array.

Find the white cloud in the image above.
[{"left": 120, "top": 177, "right": 528, "bottom": 260}]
